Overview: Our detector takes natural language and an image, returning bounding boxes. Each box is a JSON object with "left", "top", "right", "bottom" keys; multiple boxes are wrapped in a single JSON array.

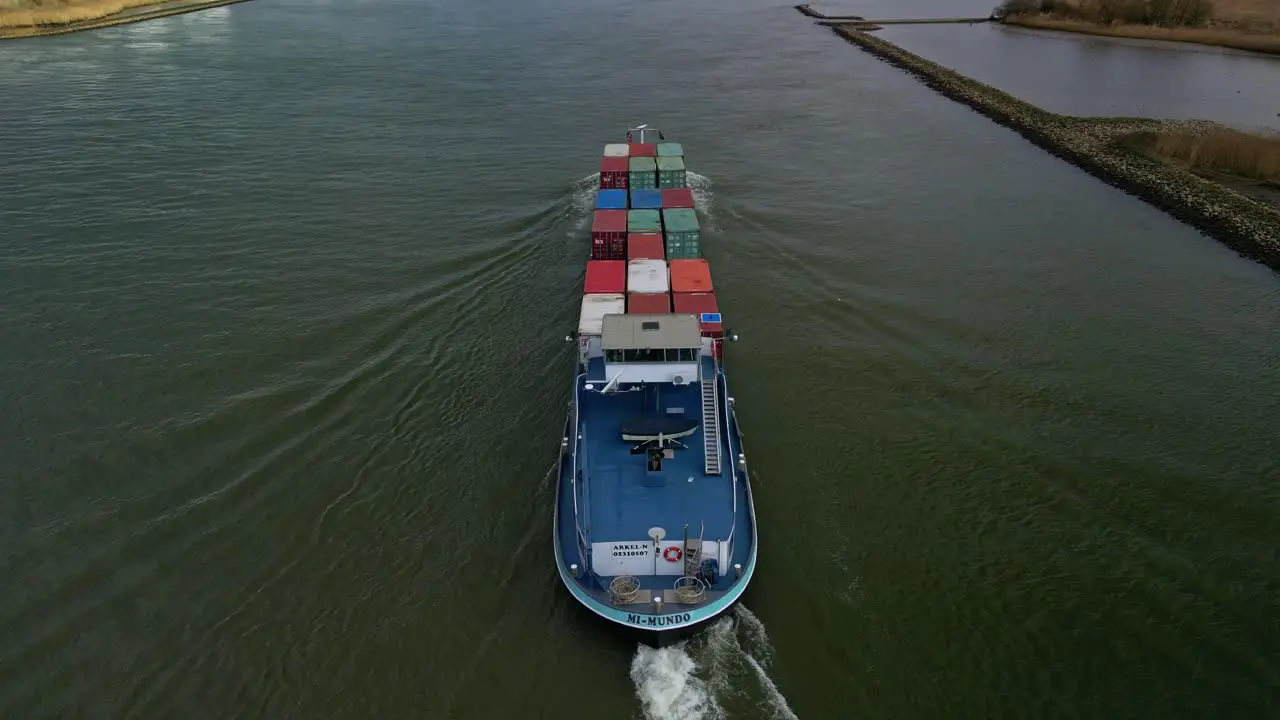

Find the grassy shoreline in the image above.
[
  {"left": 1002, "top": 14, "right": 1280, "bottom": 55},
  {"left": 1127, "top": 130, "right": 1280, "bottom": 208},
  {"left": 815, "top": 20, "right": 1280, "bottom": 271},
  {"left": 0, "top": 0, "right": 246, "bottom": 38}
]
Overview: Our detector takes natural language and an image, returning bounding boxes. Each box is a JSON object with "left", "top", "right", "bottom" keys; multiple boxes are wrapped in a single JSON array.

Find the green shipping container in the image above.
[
  {"left": 663, "top": 208, "right": 701, "bottom": 259},
  {"left": 656, "top": 142, "right": 684, "bottom": 157},
  {"left": 657, "top": 156, "right": 687, "bottom": 189},
  {"left": 665, "top": 234, "right": 701, "bottom": 260},
  {"left": 630, "top": 172, "right": 657, "bottom": 189},
  {"left": 628, "top": 209, "right": 662, "bottom": 234},
  {"left": 629, "top": 156, "right": 657, "bottom": 190}
]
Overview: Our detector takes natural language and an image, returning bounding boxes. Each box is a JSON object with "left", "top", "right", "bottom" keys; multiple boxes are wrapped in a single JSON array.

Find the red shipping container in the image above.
[
  {"left": 627, "top": 292, "right": 672, "bottom": 314},
  {"left": 628, "top": 143, "right": 657, "bottom": 157},
  {"left": 661, "top": 188, "right": 694, "bottom": 208},
  {"left": 592, "top": 209, "right": 626, "bottom": 244},
  {"left": 591, "top": 236, "right": 626, "bottom": 261},
  {"left": 600, "top": 156, "right": 630, "bottom": 190},
  {"left": 668, "top": 259, "right": 713, "bottom": 294},
  {"left": 672, "top": 291, "right": 723, "bottom": 338},
  {"left": 585, "top": 260, "right": 626, "bottom": 294},
  {"left": 627, "top": 233, "right": 665, "bottom": 260}
]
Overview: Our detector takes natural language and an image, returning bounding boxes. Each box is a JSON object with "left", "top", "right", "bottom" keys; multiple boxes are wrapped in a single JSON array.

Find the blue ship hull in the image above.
[
  {"left": 554, "top": 128, "right": 757, "bottom": 645},
  {"left": 552, "top": 353, "right": 759, "bottom": 646}
]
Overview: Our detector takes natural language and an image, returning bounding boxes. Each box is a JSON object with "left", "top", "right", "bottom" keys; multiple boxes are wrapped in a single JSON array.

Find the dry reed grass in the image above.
[
  {"left": 1209, "top": 0, "right": 1277, "bottom": 30},
  {"left": 1000, "top": 0, "right": 1280, "bottom": 54},
  {"left": 0, "top": 0, "right": 170, "bottom": 28},
  {"left": 1006, "top": 15, "right": 1280, "bottom": 53},
  {"left": 1139, "top": 129, "right": 1280, "bottom": 185}
]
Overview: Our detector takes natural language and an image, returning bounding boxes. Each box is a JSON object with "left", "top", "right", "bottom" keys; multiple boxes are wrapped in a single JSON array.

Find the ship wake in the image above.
[{"left": 629, "top": 606, "right": 797, "bottom": 720}]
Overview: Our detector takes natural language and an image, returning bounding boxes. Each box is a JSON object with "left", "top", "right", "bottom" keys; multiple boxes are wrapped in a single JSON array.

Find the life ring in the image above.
[{"left": 663, "top": 546, "right": 683, "bottom": 563}]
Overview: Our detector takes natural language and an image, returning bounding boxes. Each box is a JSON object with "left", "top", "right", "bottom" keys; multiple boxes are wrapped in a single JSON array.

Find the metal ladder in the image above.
[
  {"left": 684, "top": 522, "right": 705, "bottom": 577},
  {"left": 701, "top": 376, "right": 721, "bottom": 475}
]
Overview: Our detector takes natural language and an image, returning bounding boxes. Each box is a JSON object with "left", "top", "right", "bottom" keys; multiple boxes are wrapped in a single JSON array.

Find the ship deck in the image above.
[{"left": 578, "top": 357, "right": 734, "bottom": 545}]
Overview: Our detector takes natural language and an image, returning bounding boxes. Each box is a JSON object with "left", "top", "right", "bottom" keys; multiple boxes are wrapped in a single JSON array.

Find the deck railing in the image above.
[
  {"left": 718, "top": 357, "right": 739, "bottom": 564},
  {"left": 571, "top": 372, "right": 589, "bottom": 571}
]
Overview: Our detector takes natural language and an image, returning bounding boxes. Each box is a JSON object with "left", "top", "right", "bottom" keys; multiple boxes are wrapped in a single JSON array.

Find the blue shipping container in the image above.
[
  {"left": 629, "top": 188, "right": 663, "bottom": 210},
  {"left": 596, "top": 189, "right": 629, "bottom": 210}
]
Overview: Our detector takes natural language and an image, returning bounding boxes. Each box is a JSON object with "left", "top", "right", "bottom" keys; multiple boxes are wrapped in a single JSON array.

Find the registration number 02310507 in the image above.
[{"left": 610, "top": 543, "right": 651, "bottom": 558}]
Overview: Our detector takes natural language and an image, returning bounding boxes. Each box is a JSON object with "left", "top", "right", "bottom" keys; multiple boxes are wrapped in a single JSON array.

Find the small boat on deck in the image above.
[
  {"left": 619, "top": 416, "right": 699, "bottom": 442},
  {"left": 552, "top": 126, "right": 759, "bottom": 645}
]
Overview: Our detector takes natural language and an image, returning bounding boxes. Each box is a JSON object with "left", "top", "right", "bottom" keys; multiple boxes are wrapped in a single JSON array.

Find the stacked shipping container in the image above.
[
  {"left": 661, "top": 188, "right": 694, "bottom": 208},
  {"left": 628, "top": 209, "right": 662, "bottom": 235},
  {"left": 627, "top": 233, "right": 664, "bottom": 261},
  {"left": 591, "top": 210, "right": 627, "bottom": 260},
  {"left": 628, "top": 157, "right": 657, "bottom": 189},
  {"left": 629, "top": 188, "right": 662, "bottom": 210},
  {"left": 662, "top": 208, "right": 700, "bottom": 259},
  {"left": 656, "top": 156, "right": 686, "bottom": 189},
  {"left": 596, "top": 189, "right": 627, "bottom": 210},
  {"left": 582, "top": 140, "right": 724, "bottom": 359},
  {"left": 585, "top": 260, "right": 626, "bottom": 294},
  {"left": 628, "top": 259, "right": 669, "bottom": 294}
]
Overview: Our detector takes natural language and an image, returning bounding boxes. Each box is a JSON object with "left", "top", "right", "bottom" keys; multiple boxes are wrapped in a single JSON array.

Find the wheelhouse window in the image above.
[{"left": 604, "top": 348, "right": 698, "bottom": 363}]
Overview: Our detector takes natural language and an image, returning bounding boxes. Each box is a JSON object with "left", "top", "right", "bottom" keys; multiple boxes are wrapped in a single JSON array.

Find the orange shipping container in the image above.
[{"left": 668, "top": 259, "right": 713, "bottom": 294}]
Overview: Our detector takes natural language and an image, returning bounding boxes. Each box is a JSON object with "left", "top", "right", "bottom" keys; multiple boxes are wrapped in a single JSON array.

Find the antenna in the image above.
[
  {"left": 649, "top": 526, "right": 666, "bottom": 576},
  {"left": 625, "top": 123, "right": 662, "bottom": 145}
]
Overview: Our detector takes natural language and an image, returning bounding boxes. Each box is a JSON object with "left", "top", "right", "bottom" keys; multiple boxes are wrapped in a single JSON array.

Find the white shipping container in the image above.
[
  {"left": 603, "top": 144, "right": 629, "bottom": 158},
  {"left": 628, "top": 260, "right": 669, "bottom": 294},
  {"left": 578, "top": 293, "right": 626, "bottom": 336}
]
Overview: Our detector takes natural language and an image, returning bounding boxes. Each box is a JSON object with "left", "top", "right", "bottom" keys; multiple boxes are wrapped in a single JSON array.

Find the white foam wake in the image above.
[
  {"left": 630, "top": 640, "right": 724, "bottom": 720},
  {"left": 629, "top": 606, "right": 797, "bottom": 720},
  {"left": 685, "top": 171, "right": 717, "bottom": 233},
  {"left": 567, "top": 172, "right": 603, "bottom": 237}
]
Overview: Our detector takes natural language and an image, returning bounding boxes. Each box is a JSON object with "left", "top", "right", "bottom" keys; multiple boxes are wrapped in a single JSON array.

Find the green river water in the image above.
[{"left": 1, "top": 0, "right": 1277, "bottom": 717}]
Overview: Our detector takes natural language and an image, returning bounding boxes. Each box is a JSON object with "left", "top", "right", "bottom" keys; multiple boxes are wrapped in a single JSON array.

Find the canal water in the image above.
[
  {"left": 1, "top": 0, "right": 1277, "bottom": 717},
  {"left": 879, "top": 21, "right": 1280, "bottom": 132}
]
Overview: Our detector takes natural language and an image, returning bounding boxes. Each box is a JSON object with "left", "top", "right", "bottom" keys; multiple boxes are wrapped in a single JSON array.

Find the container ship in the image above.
[{"left": 552, "top": 125, "right": 759, "bottom": 645}]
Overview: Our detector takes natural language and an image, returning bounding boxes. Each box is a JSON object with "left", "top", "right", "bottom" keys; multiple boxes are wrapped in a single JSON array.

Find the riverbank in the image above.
[
  {"left": 807, "top": 17, "right": 1280, "bottom": 271},
  {"left": 1124, "top": 130, "right": 1280, "bottom": 209},
  {"left": 1002, "top": 15, "right": 1280, "bottom": 55},
  {"left": 0, "top": 0, "right": 247, "bottom": 39}
]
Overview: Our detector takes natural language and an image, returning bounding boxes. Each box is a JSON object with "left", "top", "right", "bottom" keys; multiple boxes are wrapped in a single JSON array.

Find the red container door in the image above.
[
  {"left": 591, "top": 238, "right": 626, "bottom": 261},
  {"left": 601, "top": 172, "right": 630, "bottom": 190},
  {"left": 601, "top": 157, "right": 630, "bottom": 190},
  {"left": 591, "top": 235, "right": 625, "bottom": 260}
]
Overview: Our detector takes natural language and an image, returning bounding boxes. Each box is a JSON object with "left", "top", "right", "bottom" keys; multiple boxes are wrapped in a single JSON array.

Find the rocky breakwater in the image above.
[{"left": 824, "top": 23, "right": 1280, "bottom": 272}]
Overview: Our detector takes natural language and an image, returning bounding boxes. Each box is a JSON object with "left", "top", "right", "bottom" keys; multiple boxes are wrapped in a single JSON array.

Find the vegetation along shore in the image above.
[
  {"left": 996, "top": 0, "right": 1280, "bottom": 55},
  {"left": 0, "top": 0, "right": 249, "bottom": 39},
  {"left": 792, "top": 7, "right": 1280, "bottom": 272}
]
